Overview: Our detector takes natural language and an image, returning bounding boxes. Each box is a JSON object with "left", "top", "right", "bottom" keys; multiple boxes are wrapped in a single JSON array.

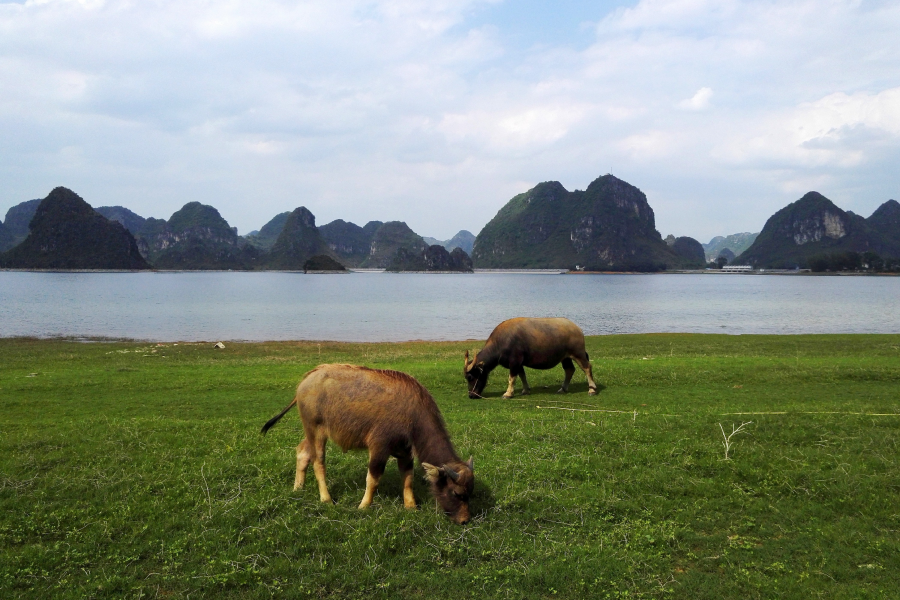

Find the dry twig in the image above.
[{"left": 719, "top": 421, "right": 753, "bottom": 460}]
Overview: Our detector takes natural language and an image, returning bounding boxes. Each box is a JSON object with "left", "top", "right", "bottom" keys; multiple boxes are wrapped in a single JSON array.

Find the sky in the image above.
[{"left": 1, "top": 0, "right": 898, "bottom": 243}]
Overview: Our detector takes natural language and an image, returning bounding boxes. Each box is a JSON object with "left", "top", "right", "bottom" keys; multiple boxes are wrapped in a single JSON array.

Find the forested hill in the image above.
[
  {"left": 737, "top": 193, "right": 900, "bottom": 269},
  {"left": 471, "top": 174, "right": 696, "bottom": 271},
  {"left": 0, "top": 188, "right": 149, "bottom": 270}
]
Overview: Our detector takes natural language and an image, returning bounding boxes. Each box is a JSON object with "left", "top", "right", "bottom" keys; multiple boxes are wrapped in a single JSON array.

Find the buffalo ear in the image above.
[
  {"left": 476, "top": 361, "right": 485, "bottom": 369},
  {"left": 466, "top": 456, "right": 474, "bottom": 472},
  {"left": 422, "top": 462, "right": 442, "bottom": 482}
]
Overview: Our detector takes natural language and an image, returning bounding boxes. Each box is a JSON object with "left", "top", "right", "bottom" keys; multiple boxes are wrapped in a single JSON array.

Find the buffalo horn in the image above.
[
  {"left": 467, "top": 456, "right": 474, "bottom": 472},
  {"left": 442, "top": 464, "right": 461, "bottom": 482}
]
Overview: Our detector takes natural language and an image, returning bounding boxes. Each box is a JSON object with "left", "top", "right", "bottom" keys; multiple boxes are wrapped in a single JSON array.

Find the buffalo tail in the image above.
[{"left": 260, "top": 398, "right": 297, "bottom": 435}]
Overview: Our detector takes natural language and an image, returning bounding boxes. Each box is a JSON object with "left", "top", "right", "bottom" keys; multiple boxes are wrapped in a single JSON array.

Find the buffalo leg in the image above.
[
  {"left": 518, "top": 369, "right": 531, "bottom": 395},
  {"left": 503, "top": 371, "right": 517, "bottom": 398},
  {"left": 574, "top": 353, "right": 598, "bottom": 395},
  {"left": 310, "top": 431, "right": 332, "bottom": 503},
  {"left": 397, "top": 454, "right": 416, "bottom": 509},
  {"left": 558, "top": 358, "right": 576, "bottom": 393},
  {"left": 359, "top": 449, "right": 389, "bottom": 509},
  {"left": 294, "top": 438, "right": 313, "bottom": 491}
]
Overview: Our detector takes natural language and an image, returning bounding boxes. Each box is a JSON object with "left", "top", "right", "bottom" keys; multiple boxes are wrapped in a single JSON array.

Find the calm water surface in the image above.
[{"left": 1, "top": 271, "right": 898, "bottom": 341}]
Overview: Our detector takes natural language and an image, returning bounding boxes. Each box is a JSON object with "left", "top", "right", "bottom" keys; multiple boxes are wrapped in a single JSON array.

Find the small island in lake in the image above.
[{"left": 303, "top": 254, "right": 348, "bottom": 273}]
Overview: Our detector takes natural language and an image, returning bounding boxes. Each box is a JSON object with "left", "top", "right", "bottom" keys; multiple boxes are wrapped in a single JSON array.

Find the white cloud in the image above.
[
  {"left": 802, "top": 89, "right": 900, "bottom": 137},
  {"left": 678, "top": 87, "right": 713, "bottom": 111},
  {"left": 617, "top": 130, "right": 674, "bottom": 159},
  {"left": 716, "top": 87, "right": 900, "bottom": 169},
  {"left": 437, "top": 103, "right": 588, "bottom": 152}
]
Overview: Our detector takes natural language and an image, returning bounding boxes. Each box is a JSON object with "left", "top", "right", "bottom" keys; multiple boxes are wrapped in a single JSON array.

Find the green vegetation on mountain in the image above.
[
  {"left": 445, "top": 230, "right": 476, "bottom": 254},
  {"left": 869, "top": 199, "right": 900, "bottom": 228},
  {"left": 0, "top": 193, "right": 435, "bottom": 271},
  {"left": 149, "top": 239, "right": 262, "bottom": 270},
  {"left": 864, "top": 199, "right": 900, "bottom": 258},
  {"left": 244, "top": 212, "right": 290, "bottom": 250},
  {"left": 0, "top": 198, "right": 40, "bottom": 252},
  {"left": 163, "top": 202, "right": 236, "bottom": 241},
  {"left": 265, "top": 207, "right": 331, "bottom": 270},
  {"left": 361, "top": 221, "right": 428, "bottom": 268},
  {"left": 95, "top": 206, "right": 147, "bottom": 236},
  {"left": 703, "top": 232, "right": 758, "bottom": 262},
  {"left": 0, "top": 220, "right": 10, "bottom": 252},
  {"left": 671, "top": 236, "right": 706, "bottom": 267},
  {"left": 0, "top": 187, "right": 149, "bottom": 270},
  {"left": 806, "top": 250, "right": 900, "bottom": 273},
  {"left": 423, "top": 230, "right": 476, "bottom": 255},
  {"left": 319, "top": 219, "right": 381, "bottom": 267},
  {"left": 737, "top": 192, "right": 900, "bottom": 269},
  {"left": 712, "top": 247, "right": 736, "bottom": 268},
  {"left": 362, "top": 221, "right": 384, "bottom": 238},
  {"left": 130, "top": 217, "right": 166, "bottom": 258},
  {"left": 17, "top": 180, "right": 897, "bottom": 274},
  {"left": 473, "top": 175, "right": 686, "bottom": 271},
  {"left": 135, "top": 202, "right": 261, "bottom": 270},
  {"left": 386, "top": 244, "right": 473, "bottom": 272},
  {"left": 319, "top": 219, "right": 432, "bottom": 268}
]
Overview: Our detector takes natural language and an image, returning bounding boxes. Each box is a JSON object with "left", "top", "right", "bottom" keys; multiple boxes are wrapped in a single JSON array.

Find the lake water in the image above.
[{"left": 1, "top": 271, "right": 898, "bottom": 342}]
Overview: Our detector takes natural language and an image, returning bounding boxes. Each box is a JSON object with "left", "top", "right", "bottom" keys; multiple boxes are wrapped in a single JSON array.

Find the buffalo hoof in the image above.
[
  {"left": 502, "top": 393, "right": 514, "bottom": 399},
  {"left": 588, "top": 388, "right": 597, "bottom": 396},
  {"left": 556, "top": 388, "right": 568, "bottom": 394}
]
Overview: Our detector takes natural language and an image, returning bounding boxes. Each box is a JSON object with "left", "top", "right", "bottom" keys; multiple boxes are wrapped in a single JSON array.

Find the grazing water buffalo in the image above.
[
  {"left": 464, "top": 317, "right": 598, "bottom": 399},
  {"left": 261, "top": 364, "right": 475, "bottom": 525}
]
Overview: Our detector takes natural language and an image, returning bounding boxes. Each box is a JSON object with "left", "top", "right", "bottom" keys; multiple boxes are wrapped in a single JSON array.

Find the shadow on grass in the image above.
[
  {"left": 468, "top": 479, "right": 497, "bottom": 520},
  {"left": 562, "top": 381, "right": 607, "bottom": 394},
  {"left": 316, "top": 458, "right": 497, "bottom": 519},
  {"left": 476, "top": 380, "right": 607, "bottom": 398}
]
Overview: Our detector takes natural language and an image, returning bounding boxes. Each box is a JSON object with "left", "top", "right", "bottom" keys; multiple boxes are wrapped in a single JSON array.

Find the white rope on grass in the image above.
[
  {"left": 539, "top": 400, "right": 604, "bottom": 409},
  {"left": 535, "top": 405, "right": 635, "bottom": 414},
  {"left": 534, "top": 407, "right": 900, "bottom": 418}
]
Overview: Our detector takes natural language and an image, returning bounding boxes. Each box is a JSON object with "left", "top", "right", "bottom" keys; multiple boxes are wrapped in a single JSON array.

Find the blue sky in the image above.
[{"left": 1, "top": 0, "right": 898, "bottom": 242}]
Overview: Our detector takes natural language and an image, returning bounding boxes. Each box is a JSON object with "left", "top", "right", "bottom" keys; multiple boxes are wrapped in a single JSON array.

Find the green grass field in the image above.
[{"left": 1, "top": 335, "right": 899, "bottom": 599}]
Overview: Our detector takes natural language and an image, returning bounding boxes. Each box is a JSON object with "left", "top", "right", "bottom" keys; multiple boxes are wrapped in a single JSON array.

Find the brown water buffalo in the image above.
[
  {"left": 464, "top": 317, "right": 597, "bottom": 399},
  {"left": 261, "top": 364, "right": 475, "bottom": 525}
]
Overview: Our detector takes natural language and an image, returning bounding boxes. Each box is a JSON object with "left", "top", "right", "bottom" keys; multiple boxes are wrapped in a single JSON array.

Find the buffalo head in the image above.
[
  {"left": 464, "top": 351, "right": 489, "bottom": 399},
  {"left": 422, "top": 456, "right": 474, "bottom": 525}
]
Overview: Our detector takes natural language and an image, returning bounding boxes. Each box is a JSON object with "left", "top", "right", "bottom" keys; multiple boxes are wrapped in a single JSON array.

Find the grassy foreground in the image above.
[{"left": 1, "top": 334, "right": 899, "bottom": 599}]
